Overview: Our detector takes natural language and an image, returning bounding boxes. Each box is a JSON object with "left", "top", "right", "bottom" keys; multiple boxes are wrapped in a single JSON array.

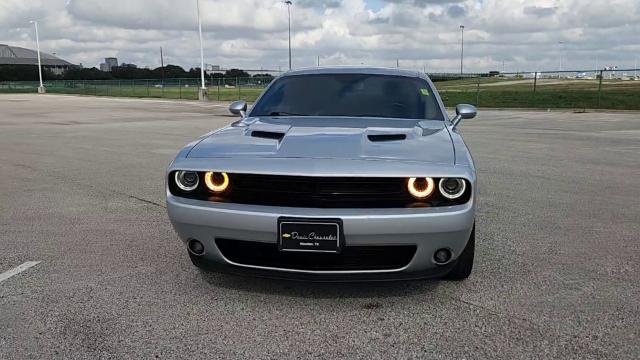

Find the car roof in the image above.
[{"left": 282, "top": 66, "right": 427, "bottom": 78}]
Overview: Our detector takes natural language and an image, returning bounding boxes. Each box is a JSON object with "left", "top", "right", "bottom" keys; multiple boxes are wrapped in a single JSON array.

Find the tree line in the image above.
[{"left": 0, "top": 64, "right": 274, "bottom": 82}]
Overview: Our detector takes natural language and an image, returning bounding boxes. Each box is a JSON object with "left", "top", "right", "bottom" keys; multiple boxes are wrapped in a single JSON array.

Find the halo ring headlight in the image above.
[
  {"left": 438, "top": 178, "right": 466, "bottom": 199},
  {"left": 204, "top": 172, "right": 229, "bottom": 193},
  {"left": 407, "top": 177, "right": 435, "bottom": 199},
  {"left": 174, "top": 171, "right": 199, "bottom": 191}
]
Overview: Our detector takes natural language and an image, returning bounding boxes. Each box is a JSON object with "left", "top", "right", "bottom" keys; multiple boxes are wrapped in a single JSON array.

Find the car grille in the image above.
[
  {"left": 168, "top": 172, "right": 471, "bottom": 208},
  {"left": 227, "top": 174, "right": 411, "bottom": 208},
  {"left": 215, "top": 238, "right": 416, "bottom": 271}
]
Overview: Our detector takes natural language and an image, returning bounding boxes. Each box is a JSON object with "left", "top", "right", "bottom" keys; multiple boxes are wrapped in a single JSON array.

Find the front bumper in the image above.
[{"left": 167, "top": 192, "right": 475, "bottom": 280}]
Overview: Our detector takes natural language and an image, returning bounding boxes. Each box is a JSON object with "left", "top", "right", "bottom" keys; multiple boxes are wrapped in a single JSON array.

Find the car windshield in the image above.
[{"left": 250, "top": 73, "right": 444, "bottom": 120}]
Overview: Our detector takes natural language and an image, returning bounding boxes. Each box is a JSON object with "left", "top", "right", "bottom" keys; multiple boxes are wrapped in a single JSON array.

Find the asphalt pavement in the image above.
[{"left": 0, "top": 94, "right": 638, "bottom": 359}]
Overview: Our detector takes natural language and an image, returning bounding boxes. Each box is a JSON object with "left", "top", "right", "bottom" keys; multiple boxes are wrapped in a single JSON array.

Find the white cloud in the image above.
[{"left": 1, "top": 0, "right": 638, "bottom": 73}]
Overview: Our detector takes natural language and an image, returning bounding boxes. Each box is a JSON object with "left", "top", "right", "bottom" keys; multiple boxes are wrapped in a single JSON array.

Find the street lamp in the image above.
[
  {"left": 196, "top": 0, "right": 207, "bottom": 101},
  {"left": 285, "top": 0, "right": 292, "bottom": 70},
  {"left": 558, "top": 41, "right": 564, "bottom": 75},
  {"left": 459, "top": 25, "right": 464, "bottom": 75},
  {"left": 29, "top": 20, "right": 45, "bottom": 94}
]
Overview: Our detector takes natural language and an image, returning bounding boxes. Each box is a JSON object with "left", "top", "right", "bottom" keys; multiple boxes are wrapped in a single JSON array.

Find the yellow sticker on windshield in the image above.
[{"left": 420, "top": 88, "right": 430, "bottom": 96}]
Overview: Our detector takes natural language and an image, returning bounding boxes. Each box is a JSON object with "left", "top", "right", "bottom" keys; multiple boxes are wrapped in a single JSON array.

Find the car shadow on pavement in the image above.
[{"left": 198, "top": 270, "right": 442, "bottom": 299}]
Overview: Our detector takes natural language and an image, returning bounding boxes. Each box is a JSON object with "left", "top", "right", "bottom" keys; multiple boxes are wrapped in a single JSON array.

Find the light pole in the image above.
[
  {"left": 196, "top": 0, "right": 207, "bottom": 101},
  {"left": 160, "top": 46, "right": 165, "bottom": 86},
  {"left": 285, "top": 1, "right": 292, "bottom": 70},
  {"left": 558, "top": 41, "right": 564, "bottom": 76},
  {"left": 29, "top": 20, "right": 45, "bottom": 94},
  {"left": 459, "top": 25, "right": 464, "bottom": 75}
]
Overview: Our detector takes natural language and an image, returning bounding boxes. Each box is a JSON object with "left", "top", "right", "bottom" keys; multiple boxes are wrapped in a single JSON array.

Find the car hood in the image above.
[{"left": 187, "top": 117, "right": 453, "bottom": 164}]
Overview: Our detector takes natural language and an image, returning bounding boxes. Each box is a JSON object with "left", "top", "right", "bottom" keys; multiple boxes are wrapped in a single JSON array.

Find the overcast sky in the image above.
[{"left": 1, "top": 0, "right": 638, "bottom": 73}]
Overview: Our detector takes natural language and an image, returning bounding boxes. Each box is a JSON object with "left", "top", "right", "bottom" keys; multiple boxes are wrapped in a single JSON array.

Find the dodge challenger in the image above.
[{"left": 166, "top": 67, "right": 477, "bottom": 281}]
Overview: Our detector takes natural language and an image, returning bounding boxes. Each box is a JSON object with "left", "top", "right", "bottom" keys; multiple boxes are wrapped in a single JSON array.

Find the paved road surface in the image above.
[{"left": 1, "top": 94, "right": 638, "bottom": 359}]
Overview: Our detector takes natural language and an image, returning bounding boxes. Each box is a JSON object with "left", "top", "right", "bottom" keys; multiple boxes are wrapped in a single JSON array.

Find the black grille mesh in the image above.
[{"left": 216, "top": 238, "right": 416, "bottom": 271}]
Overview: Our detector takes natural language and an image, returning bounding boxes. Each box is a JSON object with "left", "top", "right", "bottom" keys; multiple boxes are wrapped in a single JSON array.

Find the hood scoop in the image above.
[
  {"left": 251, "top": 130, "right": 285, "bottom": 141},
  {"left": 367, "top": 134, "right": 407, "bottom": 142}
]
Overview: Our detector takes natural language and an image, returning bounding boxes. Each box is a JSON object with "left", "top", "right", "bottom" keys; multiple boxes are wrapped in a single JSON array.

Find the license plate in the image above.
[{"left": 278, "top": 217, "right": 343, "bottom": 253}]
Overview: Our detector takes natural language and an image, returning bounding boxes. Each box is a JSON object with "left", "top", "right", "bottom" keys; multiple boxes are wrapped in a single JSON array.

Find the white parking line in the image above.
[{"left": 0, "top": 261, "right": 41, "bottom": 283}]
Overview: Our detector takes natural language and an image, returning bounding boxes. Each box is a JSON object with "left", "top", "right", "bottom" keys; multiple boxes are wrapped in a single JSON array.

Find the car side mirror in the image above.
[
  {"left": 229, "top": 100, "right": 247, "bottom": 118},
  {"left": 451, "top": 104, "right": 477, "bottom": 129}
]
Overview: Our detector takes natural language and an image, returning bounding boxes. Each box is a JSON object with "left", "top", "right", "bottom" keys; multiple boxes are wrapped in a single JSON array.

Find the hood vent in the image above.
[
  {"left": 251, "top": 130, "right": 285, "bottom": 140},
  {"left": 367, "top": 134, "right": 407, "bottom": 142}
]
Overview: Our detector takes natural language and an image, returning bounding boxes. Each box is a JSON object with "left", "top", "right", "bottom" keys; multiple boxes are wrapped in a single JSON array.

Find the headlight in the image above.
[
  {"left": 438, "top": 178, "right": 466, "bottom": 199},
  {"left": 407, "top": 177, "right": 435, "bottom": 199},
  {"left": 204, "top": 172, "right": 229, "bottom": 193},
  {"left": 174, "top": 171, "right": 199, "bottom": 191}
]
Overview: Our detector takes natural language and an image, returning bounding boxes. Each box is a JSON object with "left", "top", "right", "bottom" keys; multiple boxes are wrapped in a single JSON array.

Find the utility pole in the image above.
[
  {"left": 30, "top": 20, "right": 45, "bottom": 94},
  {"left": 285, "top": 1, "right": 293, "bottom": 70},
  {"left": 460, "top": 25, "right": 465, "bottom": 75},
  {"left": 396, "top": 59, "right": 399, "bottom": 68},
  {"left": 317, "top": 55, "right": 320, "bottom": 67},
  {"left": 196, "top": 0, "right": 207, "bottom": 100}
]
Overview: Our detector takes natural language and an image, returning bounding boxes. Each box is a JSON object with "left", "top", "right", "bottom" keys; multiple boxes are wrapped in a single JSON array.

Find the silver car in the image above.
[{"left": 166, "top": 67, "right": 477, "bottom": 281}]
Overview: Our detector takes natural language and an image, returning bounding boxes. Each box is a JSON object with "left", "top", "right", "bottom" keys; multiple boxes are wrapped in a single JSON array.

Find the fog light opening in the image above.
[
  {"left": 433, "top": 248, "right": 453, "bottom": 265},
  {"left": 188, "top": 239, "right": 205, "bottom": 256}
]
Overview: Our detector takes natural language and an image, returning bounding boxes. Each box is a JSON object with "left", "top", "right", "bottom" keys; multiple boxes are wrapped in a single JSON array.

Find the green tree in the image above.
[
  {"left": 225, "top": 69, "right": 250, "bottom": 78},
  {"left": 62, "top": 67, "right": 112, "bottom": 80}
]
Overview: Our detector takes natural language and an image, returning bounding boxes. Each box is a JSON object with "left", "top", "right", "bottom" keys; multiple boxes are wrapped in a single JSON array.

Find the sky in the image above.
[{"left": 1, "top": 0, "right": 639, "bottom": 73}]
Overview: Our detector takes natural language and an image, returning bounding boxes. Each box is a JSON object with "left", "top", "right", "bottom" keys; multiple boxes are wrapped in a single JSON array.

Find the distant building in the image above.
[
  {"left": 99, "top": 57, "right": 118, "bottom": 72},
  {"left": 0, "top": 44, "right": 74, "bottom": 75}
]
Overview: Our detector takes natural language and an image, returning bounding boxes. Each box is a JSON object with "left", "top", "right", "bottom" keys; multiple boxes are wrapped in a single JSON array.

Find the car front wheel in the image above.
[{"left": 444, "top": 224, "right": 475, "bottom": 280}]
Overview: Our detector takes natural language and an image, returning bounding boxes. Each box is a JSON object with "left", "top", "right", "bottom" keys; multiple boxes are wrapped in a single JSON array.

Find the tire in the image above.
[{"left": 444, "top": 224, "right": 475, "bottom": 281}]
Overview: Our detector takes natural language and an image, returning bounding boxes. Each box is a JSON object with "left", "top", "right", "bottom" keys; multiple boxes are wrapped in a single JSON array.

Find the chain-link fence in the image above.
[
  {"left": 1, "top": 69, "right": 639, "bottom": 110},
  {"left": 0, "top": 77, "right": 274, "bottom": 101},
  {"left": 435, "top": 69, "right": 640, "bottom": 110}
]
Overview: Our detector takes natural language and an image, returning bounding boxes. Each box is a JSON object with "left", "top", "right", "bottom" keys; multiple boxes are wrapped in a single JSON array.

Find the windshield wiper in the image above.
[{"left": 267, "top": 111, "right": 306, "bottom": 116}]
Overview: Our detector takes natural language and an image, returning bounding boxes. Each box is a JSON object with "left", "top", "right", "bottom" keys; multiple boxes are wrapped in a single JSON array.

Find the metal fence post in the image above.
[
  {"left": 532, "top": 72, "right": 538, "bottom": 106},
  {"left": 146, "top": 80, "right": 150, "bottom": 97},
  {"left": 119, "top": 80, "right": 122, "bottom": 96},
  {"left": 179, "top": 79, "right": 182, "bottom": 99},
  {"left": 237, "top": 77, "right": 240, "bottom": 99},
  {"left": 597, "top": 70, "right": 604, "bottom": 108},
  {"left": 475, "top": 76, "right": 480, "bottom": 106},
  {"left": 218, "top": 78, "right": 221, "bottom": 101}
]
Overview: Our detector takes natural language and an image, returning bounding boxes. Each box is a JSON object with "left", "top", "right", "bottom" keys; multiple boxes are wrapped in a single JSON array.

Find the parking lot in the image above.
[{"left": 0, "top": 94, "right": 638, "bottom": 359}]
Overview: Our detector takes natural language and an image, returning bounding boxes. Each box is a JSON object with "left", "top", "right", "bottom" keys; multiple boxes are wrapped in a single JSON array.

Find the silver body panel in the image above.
[{"left": 166, "top": 67, "right": 477, "bottom": 279}]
